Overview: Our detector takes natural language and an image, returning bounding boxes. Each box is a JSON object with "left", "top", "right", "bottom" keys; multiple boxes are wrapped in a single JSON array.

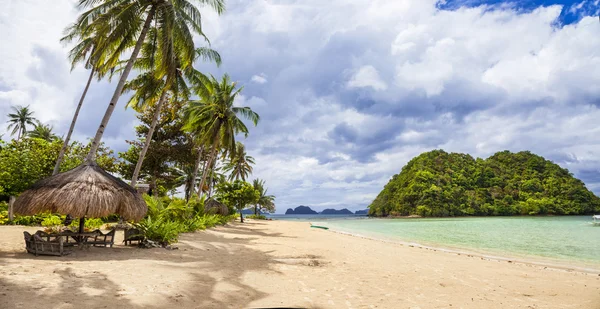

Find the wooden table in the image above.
[{"left": 55, "top": 231, "right": 100, "bottom": 245}]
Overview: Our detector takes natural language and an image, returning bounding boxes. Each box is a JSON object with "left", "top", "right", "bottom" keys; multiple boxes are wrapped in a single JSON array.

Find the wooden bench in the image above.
[
  {"left": 124, "top": 228, "right": 144, "bottom": 245},
  {"left": 24, "top": 231, "right": 72, "bottom": 256},
  {"left": 85, "top": 229, "right": 116, "bottom": 247}
]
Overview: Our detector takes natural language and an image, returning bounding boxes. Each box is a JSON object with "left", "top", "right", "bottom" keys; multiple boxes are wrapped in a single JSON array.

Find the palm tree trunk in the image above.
[
  {"left": 207, "top": 158, "right": 216, "bottom": 198},
  {"left": 53, "top": 68, "right": 95, "bottom": 175},
  {"left": 130, "top": 89, "right": 168, "bottom": 188},
  {"left": 85, "top": 7, "right": 156, "bottom": 162},
  {"left": 188, "top": 145, "right": 204, "bottom": 201},
  {"left": 198, "top": 141, "right": 218, "bottom": 196}
]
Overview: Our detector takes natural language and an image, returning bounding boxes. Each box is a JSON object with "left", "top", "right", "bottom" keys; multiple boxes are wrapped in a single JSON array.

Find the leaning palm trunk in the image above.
[
  {"left": 53, "top": 68, "right": 95, "bottom": 175},
  {"left": 130, "top": 89, "right": 168, "bottom": 187},
  {"left": 188, "top": 145, "right": 204, "bottom": 201},
  {"left": 85, "top": 8, "right": 156, "bottom": 161},
  {"left": 207, "top": 158, "right": 216, "bottom": 198},
  {"left": 198, "top": 141, "right": 218, "bottom": 196}
]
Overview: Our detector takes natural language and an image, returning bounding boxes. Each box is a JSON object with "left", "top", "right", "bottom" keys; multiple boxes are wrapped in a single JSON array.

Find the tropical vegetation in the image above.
[
  {"left": 368, "top": 150, "right": 600, "bottom": 217},
  {"left": 0, "top": 0, "right": 276, "bottom": 243}
]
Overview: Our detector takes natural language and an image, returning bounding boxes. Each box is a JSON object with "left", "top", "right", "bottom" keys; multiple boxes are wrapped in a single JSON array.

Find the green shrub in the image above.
[
  {"left": 0, "top": 210, "right": 8, "bottom": 225},
  {"left": 134, "top": 216, "right": 184, "bottom": 245},
  {"left": 69, "top": 218, "right": 104, "bottom": 231},
  {"left": 41, "top": 215, "right": 63, "bottom": 233},
  {"left": 246, "top": 214, "right": 267, "bottom": 220}
]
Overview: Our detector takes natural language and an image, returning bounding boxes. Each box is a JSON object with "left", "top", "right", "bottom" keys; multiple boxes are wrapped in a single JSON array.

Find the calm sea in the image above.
[{"left": 270, "top": 215, "right": 600, "bottom": 268}]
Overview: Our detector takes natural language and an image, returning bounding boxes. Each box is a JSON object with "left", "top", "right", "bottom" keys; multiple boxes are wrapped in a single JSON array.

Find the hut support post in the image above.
[
  {"left": 78, "top": 217, "right": 85, "bottom": 234},
  {"left": 8, "top": 196, "right": 15, "bottom": 222}
]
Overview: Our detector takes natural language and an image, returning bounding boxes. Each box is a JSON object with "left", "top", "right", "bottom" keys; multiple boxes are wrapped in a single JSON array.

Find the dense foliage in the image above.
[
  {"left": 135, "top": 195, "right": 236, "bottom": 245},
  {"left": 369, "top": 150, "right": 600, "bottom": 217},
  {"left": 0, "top": 138, "right": 117, "bottom": 200},
  {"left": 216, "top": 180, "right": 260, "bottom": 222},
  {"left": 118, "top": 99, "right": 196, "bottom": 195}
]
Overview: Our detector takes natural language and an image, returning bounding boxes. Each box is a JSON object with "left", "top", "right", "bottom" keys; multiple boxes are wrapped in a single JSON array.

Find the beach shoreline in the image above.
[
  {"left": 318, "top": 224, "right": 600, "bottom": 275},
  {"left": 1, "top": 220, "right": 599, "bottom": 308}
]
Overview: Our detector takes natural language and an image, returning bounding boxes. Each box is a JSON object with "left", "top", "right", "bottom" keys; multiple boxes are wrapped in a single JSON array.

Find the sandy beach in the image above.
[{"left": 1, "top": 220, "right": 599, "bottom": 309}]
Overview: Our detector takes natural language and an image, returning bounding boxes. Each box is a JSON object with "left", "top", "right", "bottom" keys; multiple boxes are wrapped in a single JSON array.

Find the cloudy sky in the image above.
[{"left": 1, "top": 0, "right": 599, "bottom": 213}]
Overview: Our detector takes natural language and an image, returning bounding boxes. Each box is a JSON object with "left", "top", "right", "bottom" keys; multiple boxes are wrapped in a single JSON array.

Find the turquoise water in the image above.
[{"left": 310, "top": 216, "right": 600, "bottom": 267}]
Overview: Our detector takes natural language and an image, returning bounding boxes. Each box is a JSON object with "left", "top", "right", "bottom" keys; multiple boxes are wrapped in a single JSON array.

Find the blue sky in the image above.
[{"left": 0, "top": 0, "right": 599, "bottom": 213}]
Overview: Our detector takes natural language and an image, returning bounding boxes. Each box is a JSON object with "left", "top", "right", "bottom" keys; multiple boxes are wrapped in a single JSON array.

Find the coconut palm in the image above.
[
  {"left": 224, "top": 142, "right": 255, "bottom": 181},
  {"left": 52, "top": 22, "right": 125, "bottom": 175},
  {"left": 184, "top": 74, "right": 260, "bottom": 197},
  {"left": 124, "top": 26, "right": 222, "bottom": 188},
  {"left": 6, "top": 105, "right": 36, "bottom": 140},
  {"left": 74, "top": 0, "right": 225, "bottom": 163},
  {"left": 27, "top": 121, "right": 59, "bottom": 142},
  {"left": 252, "top": 179, "right": 275, "bottom": 215}
]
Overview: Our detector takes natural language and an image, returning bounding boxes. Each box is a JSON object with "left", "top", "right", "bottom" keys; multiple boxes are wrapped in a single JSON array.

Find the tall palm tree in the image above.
[
  {"left": 224, "top": 142, "right": 255, "bottom": 181},
  {"left": 184, "top": 74, "right": 260, "bottom": 196},
  {"left": 27, "top": 121, "right": 59, "bottom": 142},
  {"left": 6, "top": 105, "right": 36, "bottom": 140},
  {"left": 74, "top": 0, "right": 225, "bottom": 163},
  {"left": 252, "top": 179, "right": 275, "bottom": 215},
  {"left": 124, "top": 26, "right": 222, "bottom": 188},
  {"left": 52, "top": 21, "right": 124, "bottom": 175}
]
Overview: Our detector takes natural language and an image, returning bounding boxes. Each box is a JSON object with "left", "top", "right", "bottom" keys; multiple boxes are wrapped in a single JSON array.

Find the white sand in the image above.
[{"left": 1, "top": 220, "right": 599, "bottom": 308}]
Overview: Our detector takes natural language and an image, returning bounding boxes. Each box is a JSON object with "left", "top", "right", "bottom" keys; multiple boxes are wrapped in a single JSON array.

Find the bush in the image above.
[
  {"left": 0, "top": 210, "right": 8, "bottom": 225},
  {"left": 69, "top": 218, "right": 104, "bottom": 231},
  {"left": 41, "top": 215, "right": 63, "bottom": 233},
  {"left": 246, "top": 214, "right": 267, "bottom": 220},
  {"left": 133, "top": 197, "right": 237, "bottom": 247},
  {"left": 134, "top": 216, "right": 184, "bottom": 245}
]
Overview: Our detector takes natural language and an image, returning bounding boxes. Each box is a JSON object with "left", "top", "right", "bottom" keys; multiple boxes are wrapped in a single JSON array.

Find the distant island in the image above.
[
  {"left": 369, "top": 150, "right": 600, "bottom": 217},
  {"left": 285, "top": 206, "right": 318, "bottom": 215},
  {"left": 321, "top": 208, "right": 353, "bottom": 215},
  {"left": 284, "top": 206, "right": 368, "bottom": 215}
]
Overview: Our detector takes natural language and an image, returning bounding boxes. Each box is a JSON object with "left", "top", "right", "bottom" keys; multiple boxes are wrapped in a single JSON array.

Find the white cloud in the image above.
[
  {"left": 250, "top": 73, "right": 268, "bottom": 84},
  {"left": 2, "top": 0, "right": 600, "bottom": 212},
  {"left": 347, "top": 65, "right": 387, "bottom": 91}
]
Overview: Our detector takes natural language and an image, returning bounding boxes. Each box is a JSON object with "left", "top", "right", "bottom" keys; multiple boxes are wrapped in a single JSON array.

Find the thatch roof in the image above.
[
  {"left": 205, "top": 198, "right": 229, "bottom": 216},
  {"left": 13, "top": 162, "right": 147, "bottom": 220}
]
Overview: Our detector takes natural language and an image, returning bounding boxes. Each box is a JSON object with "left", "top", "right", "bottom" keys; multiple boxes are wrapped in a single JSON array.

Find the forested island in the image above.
[{"left": 368, "top": 150, "right": 600, "bottom": 217}]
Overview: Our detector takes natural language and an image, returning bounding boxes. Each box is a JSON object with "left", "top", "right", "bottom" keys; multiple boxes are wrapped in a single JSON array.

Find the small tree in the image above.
[{"left": 216, "top": 180, "right": 259, "bottom": 223}]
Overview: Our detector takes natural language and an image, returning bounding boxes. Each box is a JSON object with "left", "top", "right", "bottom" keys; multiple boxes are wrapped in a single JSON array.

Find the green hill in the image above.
[{"left": 368, "top": 150, "right": 600, "bottom": 217}]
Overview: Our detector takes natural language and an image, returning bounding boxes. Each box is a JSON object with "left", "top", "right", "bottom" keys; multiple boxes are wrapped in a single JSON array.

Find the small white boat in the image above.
[{"left": 593, "top": 215, "right": 600, "bottom": 226}]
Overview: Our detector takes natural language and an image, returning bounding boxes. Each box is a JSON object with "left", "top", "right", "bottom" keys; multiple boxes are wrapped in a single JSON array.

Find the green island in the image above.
[{"left": 368, "top": 150, "right": 600, "bottom": 217}]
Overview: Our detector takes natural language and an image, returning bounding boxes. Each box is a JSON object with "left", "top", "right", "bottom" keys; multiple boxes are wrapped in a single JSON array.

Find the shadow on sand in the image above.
[{"left": 0, "top": 222, "right": 315, "bottom": 308}]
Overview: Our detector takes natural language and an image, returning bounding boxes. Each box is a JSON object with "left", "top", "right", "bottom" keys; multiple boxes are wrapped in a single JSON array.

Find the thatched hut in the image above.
[
  {"left": 13, "top": 162, "right": 147, "bottom": 227},
  {"left": 204, "top": 198, "right": 229, "bottom": 216}
]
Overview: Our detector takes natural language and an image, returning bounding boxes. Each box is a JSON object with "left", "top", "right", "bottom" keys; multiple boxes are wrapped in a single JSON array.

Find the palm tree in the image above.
[
  {"left": 27, "top": 121, "right": 59, "bottom": 142},
  {"left": 252, "top": 179, "right": 275, "bottom": 215},
  {"left": 52, "top": 20, "right": 123, "bottom": 175},
  {"left": 184, "top": 74, "right": 260, "bottom": 196},
  {"left": 74, "top": 0, "right": 225, "bottom": 163},
  {"left": 224, "top": 142, "right": 255, "bottom": 181},
  {"left": 6, "top": 105, "right": 36, "bottom": 140},
  {"left": 124, "top": 26, "right": 222, "bottom": 188}
]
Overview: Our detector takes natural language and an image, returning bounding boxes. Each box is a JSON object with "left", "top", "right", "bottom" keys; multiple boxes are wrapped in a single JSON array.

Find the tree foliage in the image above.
[
  {"left": 0, "top": 138, "right": 117, "bottom": 200},
  {"left": 368, "top": 150, "right": 600, "bottom": 217},
  {"left": 118, "top": 99, "right": 196, "bottom": 194},
  {"left": 216, "top": 180, "right": 259, "bottom": 222}
]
